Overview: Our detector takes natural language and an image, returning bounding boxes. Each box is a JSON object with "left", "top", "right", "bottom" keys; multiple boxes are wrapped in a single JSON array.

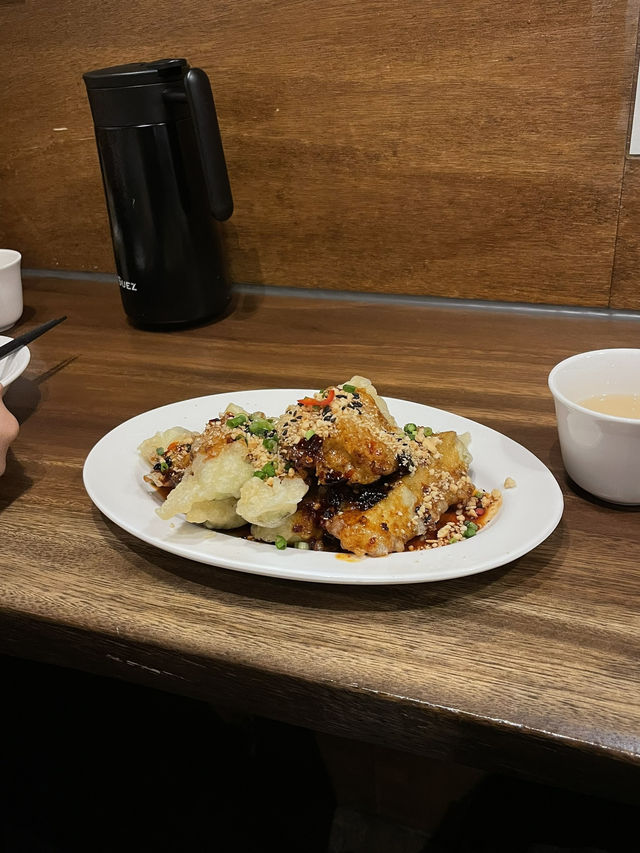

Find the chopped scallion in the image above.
[
  {"left": 254, "top": 460, "right": 277, "bottom": 480},
  {"left": 304, "top": 429, "right": 315, "bottom": 440},
  {"left": 275, "top": 535, "right": 287, "bottom": 550},
  {"left": 227, "top": 414, "right": 247, "bottom": 428},
  {"left": 342, "top": 384, "right": 356, "bottom": 394},
  {"left": 249, "top": 418, "right": 273, "bottom": 435}
]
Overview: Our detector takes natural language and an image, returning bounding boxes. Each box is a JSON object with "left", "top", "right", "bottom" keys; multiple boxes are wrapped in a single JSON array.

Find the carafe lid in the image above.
[
  {"left": 83, "top": 59, "right": 188, "bottom": 90},
  {"left": 83, "top": 58, "right": 191, "bottom": 127}
]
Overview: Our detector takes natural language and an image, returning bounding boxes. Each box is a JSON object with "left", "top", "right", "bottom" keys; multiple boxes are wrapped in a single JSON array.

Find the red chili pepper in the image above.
[{"left": 298, "top": 388, "right": 335, "bottom": 407}]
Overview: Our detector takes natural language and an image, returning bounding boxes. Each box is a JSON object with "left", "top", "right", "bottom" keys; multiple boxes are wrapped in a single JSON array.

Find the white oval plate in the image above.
[
  {"left": 83, "top": 390, "right": 564, "bottom": 585},
  {"left": 0, "top": 335, "right": 30, "bottom": 391}
]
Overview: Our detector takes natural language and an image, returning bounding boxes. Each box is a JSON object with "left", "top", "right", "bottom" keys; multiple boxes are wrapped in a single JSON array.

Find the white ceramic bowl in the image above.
[
  {"left": 548, "top": 349, "right": 640, "bottom": 505},
  {"left": 0, "top": 249, "right": 23, "bottom": 332},
  {"left": 0, "top": 335, "right": 31, "bottom": 394}
]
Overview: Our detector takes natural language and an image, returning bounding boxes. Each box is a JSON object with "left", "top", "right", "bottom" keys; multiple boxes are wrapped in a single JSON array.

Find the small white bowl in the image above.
[
  {"left": 548, "top": 349, "right": 640, "bottom": 505},
  {"left": 0, "top": 334, "right": 31, "bottom": 394},
  {"left": 0, "top": 249, "right": 23, "bottom": 332}
]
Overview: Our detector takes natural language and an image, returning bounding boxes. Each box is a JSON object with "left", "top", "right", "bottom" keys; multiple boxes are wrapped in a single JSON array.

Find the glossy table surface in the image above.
[{"left": 2, "top": 276, "right": 640, "bottom": 800}]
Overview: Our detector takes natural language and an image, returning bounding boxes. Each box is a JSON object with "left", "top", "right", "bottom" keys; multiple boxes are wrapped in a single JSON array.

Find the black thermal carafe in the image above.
[{"left": 83, "top": 58, "right": 233, "bottom": 327}]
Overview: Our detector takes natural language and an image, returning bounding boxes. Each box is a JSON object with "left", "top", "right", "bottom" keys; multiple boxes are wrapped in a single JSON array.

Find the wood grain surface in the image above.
[
  {"left": 611, "top": 157, "right": 640, "bottom": 309},
  {"left": 2, "top": 1, "right": 640, "bottom": 307},
  {"left": 1, "top": 276, "right": 640, "bottom": 802}
]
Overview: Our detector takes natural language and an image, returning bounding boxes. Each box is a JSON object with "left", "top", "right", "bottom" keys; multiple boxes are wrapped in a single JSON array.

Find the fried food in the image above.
[
  {"left": 237, "top": 474, "right": 309, "bottom": 528},
  {"left": 156, "top": 436, "right": 254, "bottom": 522},
  {"left": 323, "top": 431, "right": 474, "bottom": 556},
  {"left": 146, "top": 410, "right": 309, "bottom": 531},
  {"left": 278, "top": 378, "right": 408, "bottom": 484},
  {"left": 140, "top": 376, "right": 499, "bottom": 558},
  {"left": 250, "top": 486, "right": 326, "bottom": 546},
  {"left": 186, "top": 497, "right": 245, "bottom": 529},
  {"left": 140, "top": 428, "right": 196, "bottom": 490}
]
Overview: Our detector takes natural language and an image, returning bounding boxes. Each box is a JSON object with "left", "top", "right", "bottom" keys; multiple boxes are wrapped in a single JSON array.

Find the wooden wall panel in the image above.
[
  {"left": 1, "top": 1, "right": 640, "bottom": 306},
  {"left": 611, "top": 158, "right": 640, "bottom": 310}
]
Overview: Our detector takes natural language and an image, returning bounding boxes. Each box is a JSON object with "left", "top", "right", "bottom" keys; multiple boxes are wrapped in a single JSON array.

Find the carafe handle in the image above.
[{"left": 183, "top": 68, "right": 233, "bottom": 221}]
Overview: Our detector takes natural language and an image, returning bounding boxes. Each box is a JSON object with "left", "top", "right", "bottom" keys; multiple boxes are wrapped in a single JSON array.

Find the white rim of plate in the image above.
[
  {"left": 0, "top": 335, "right": 30, "bottom": 389},
  {"left": 83, "top": 390, "right": 565, "bottom": 585}
]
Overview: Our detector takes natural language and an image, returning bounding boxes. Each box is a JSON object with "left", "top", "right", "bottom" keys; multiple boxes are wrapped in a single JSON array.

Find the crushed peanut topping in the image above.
[
  {"left": 142, "top": 376, "right": 503, "bottom": 558},
  {"left": 410, "top": 487, "right": 502, "bottom": 550},
  {"left": 277, "top": 384, "right": 442, "bottom": 474},
  {"left": 195, "top": 413, "right": 292, "bottom": 479}
]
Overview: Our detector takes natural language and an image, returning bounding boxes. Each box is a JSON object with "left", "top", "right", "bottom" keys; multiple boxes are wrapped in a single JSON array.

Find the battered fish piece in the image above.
[
  {"left": 323, "top": 431, "right": 474, "bottom": 557},
  {"left": 278, "top": 379, "right": 408, "bottom": 485},
  {"left": 144, "top": 410, "right": 308, "bottom": 530},
  {"left": 156, "top": 432, "right": 255, "bottom": 521},
  {"left": 250, "top": 485, "right": 327, "bottom": 546},
  {"left": 140, "top": 428, "right": 196, "bottom": 490}
]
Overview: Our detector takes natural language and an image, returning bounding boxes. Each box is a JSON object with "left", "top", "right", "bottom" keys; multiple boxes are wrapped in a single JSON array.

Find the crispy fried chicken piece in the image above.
[
  {"left": 279, "top": 385, "right": 407, "bottom": 485},
  {"left": 324, "top": 480, "right": 422, "bottom": 556},
  {"left": 323, "top": 431, "right": 474, "bottom": 557}
]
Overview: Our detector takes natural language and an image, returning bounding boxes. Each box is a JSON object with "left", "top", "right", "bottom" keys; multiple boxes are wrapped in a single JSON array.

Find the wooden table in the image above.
[{"left": 2, "top": 276, "right": 640, "bottom": 804}]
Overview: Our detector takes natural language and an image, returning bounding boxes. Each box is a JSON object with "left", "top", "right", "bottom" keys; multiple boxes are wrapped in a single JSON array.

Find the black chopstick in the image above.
[{"left": 0, "top": 316, "right": 67, "bottom": 361}]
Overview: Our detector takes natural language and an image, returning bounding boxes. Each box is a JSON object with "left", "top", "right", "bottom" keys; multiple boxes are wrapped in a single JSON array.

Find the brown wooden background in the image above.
[{"left": 2, "top": 0, "right": 640, "bottom": 309}]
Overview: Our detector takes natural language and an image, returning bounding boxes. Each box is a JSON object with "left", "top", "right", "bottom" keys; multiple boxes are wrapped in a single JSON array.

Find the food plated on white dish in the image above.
[{"left": 83, "top": 377, "right": 563, "bottom": 584}]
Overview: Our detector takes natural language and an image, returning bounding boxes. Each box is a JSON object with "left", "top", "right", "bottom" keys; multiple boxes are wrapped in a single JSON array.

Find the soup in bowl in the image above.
[{"left": 548, "top": 348, "right": 640, "bottom": 505}]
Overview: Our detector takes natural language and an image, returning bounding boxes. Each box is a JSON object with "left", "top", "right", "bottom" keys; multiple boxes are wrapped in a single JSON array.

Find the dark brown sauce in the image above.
[
  {"left": 154, "top": 469, "right": 496, "bottom": 556},
  {"left": 223, "top": 524, "right": 251, "bottom": 539}
]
